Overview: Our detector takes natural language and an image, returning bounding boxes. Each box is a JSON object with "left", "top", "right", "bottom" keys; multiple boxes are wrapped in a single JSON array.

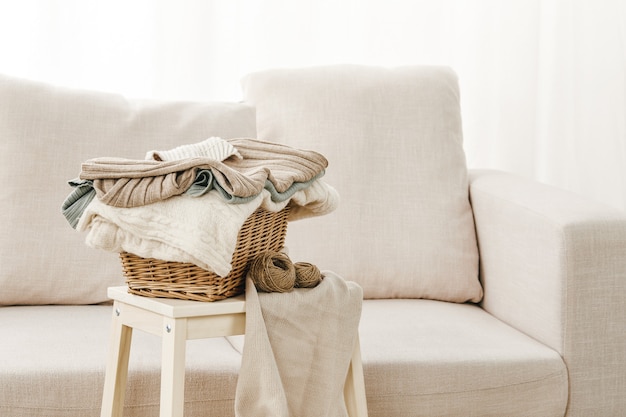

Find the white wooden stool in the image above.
[{"left": 100, "top": 286, "right": 368, "bottom": 417}]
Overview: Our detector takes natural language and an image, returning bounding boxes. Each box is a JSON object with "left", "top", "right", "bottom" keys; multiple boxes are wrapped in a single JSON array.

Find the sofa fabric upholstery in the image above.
[
  {"left": 469, "top": 170, "right": 626, "bottom": 416},
  {"left": 0, "top": 74, "right": 257, "bottom": 305},
  {"left": 242, "top": 65, "right": 483, "bottom": 303},
  {"left": 0, "top": 305, "right": 241, "bottom": 417},
  {"left": 0, "top": 300, "right": 568, "bottom": 417},
  {"left": 358, "top": 299, "right": 568, "bottom": 417},
  {"left": 1, "top": 67, "right": 625, "bottom": 416}
]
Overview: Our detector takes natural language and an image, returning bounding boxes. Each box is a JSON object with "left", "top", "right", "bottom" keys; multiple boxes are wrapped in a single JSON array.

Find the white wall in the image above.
[{"left": 1, "top": 0, "right": 624, "bottom": 210}]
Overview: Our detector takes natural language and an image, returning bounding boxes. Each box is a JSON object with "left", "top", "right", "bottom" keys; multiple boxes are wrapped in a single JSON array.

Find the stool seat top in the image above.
[{"left": 107, "top": 286, "right": 246, "bottom": 318}]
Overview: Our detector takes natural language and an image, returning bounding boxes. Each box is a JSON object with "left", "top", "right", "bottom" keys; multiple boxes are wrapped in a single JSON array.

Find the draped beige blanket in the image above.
[{"left": 235, "top": 272, "right": 362, "bottom": 417}]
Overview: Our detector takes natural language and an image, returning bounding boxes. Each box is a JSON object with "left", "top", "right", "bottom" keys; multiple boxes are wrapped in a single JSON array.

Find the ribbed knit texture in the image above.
[
  {"left": 146, "top": 136, "right": 242, "bottom": 161},
  {"left": 79, "top": 139, "right": 329, "bottom": 207},
  {"left": 94, "top": 169, "right": 196, "bottom": 207}
]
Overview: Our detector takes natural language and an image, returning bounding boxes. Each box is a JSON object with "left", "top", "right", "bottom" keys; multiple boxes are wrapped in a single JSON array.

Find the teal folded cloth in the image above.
[
  {"left": 186, "top": 169, "right": 325, "bottom": 204},
  {"left": 61, "top": 179, "right": 96, "bottom": 229}
]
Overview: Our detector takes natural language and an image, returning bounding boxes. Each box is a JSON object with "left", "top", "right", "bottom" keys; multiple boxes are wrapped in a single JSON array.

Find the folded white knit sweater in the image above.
[
  {"left": 76, "top": 180, "right": 338, "bottom": 276},
  {"left": 145, "top": 136, "right": 242, "bottom": 161}
]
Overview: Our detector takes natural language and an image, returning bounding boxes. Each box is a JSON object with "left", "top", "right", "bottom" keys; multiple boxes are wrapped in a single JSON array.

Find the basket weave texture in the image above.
[{"left": 120, "top": 206, "right": 290, "bottom": 302}]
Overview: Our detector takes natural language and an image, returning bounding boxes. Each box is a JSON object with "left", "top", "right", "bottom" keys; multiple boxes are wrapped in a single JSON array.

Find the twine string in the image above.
[
  {"left": 248, "top": 251, "right": 296, "bottom": 293},
  {"left": 294, "top": 262, "right": 323, "bottom": 288},
  {"left": 248, "top": 251, "right": 323, "bottom": 293}
]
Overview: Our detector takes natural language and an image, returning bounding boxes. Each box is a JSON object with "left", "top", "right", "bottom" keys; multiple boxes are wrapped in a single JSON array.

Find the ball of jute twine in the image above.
[
  {"left": 294, "top": 262, "right": 323, "bottom": 288},
  {"left": 248, "top": 251, "right": 296, "bottom": 293}
]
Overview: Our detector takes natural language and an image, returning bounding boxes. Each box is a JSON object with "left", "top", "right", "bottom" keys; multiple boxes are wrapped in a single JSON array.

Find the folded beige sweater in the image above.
[
  {"left": 80, "top": 138, "right": 328, "bottom": 207},
  {"left": 91, "top": 136, "right": 241, "bottom": 207},
  {"left": 80, "top": 156, "right": 264, "bottom": 203},
  {"left": 227, "top": 138, "right": 329, "bottom": 193},
  {"left": 235, "top": 272, "right": 362, "bottom": 417},
  {"left": 93, "top": 170, "right": 197, "bottom": 207}
]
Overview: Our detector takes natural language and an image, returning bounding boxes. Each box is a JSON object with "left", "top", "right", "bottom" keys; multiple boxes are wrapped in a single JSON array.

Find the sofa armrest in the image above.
[{"left": 469, "top": 169, "right": 626, "bottom": 416}]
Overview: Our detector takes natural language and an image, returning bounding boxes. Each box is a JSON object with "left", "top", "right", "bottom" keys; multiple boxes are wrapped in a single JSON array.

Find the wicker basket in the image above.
[{"left": 119, "top": 206, "right": 290, "bottom": 302}]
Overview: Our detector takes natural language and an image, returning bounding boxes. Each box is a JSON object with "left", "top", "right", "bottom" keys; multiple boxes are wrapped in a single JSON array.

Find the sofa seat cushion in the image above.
[
  {"left": 0, "top": 305, "right": 242, "bottom": 417},
  {"left": 1, "top": 300, "right": 568, "bottom": 417},
  {"left": 359, "top": 299, "right": 569, "bottom": 417}
]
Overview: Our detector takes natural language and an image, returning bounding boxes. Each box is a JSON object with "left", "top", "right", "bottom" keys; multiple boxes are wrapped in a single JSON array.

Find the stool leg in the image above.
[
  {"left": 160, "top": 317, "right": 187, "bottom": 417},
  {"left": 101, "top": 301, "right": 133, "bottom": 417},
  {"left": 344, "top": 335, "right": 368, "bottom": 417}
]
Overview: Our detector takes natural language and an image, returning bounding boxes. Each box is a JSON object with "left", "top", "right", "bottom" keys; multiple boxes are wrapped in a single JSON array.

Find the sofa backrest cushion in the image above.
[
  {"left": 0, "top": 74, "right": 256, "bottom": 305},
  {"left": 243, "top": 65, "right": 483, "bottom": 302}
]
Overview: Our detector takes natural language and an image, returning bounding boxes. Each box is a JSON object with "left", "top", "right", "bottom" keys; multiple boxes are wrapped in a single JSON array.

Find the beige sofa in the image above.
[{"left": 1, "top": 66, "right": 625, "bottom": 417}]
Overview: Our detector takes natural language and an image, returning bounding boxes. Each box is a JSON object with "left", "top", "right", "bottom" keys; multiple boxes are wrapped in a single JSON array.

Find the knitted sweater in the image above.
[
  {"left": 80, "top": 138, "right": 328, "bottom": 207},
  {"left": 76, "top": 180, "right": 339, "bottom": 276}
]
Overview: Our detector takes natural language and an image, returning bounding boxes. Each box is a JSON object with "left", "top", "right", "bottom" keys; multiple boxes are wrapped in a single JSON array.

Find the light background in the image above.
[{"left": 1, "top": 0, "right": 625, "bottom": 210}]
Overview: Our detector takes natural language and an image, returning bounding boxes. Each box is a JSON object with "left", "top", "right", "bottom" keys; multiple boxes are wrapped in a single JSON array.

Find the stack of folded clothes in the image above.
[{"left": 62, "top": 137, "right": 338, "bottom": 278}]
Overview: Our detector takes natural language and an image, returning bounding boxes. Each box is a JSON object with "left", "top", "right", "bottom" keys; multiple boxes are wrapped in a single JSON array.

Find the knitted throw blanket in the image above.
[
  {"left": 235, "top": 272, "right": 362, "bottom": 417},
  {"left": 76, "top": 181, "right": 339, "bottom": 277}
]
